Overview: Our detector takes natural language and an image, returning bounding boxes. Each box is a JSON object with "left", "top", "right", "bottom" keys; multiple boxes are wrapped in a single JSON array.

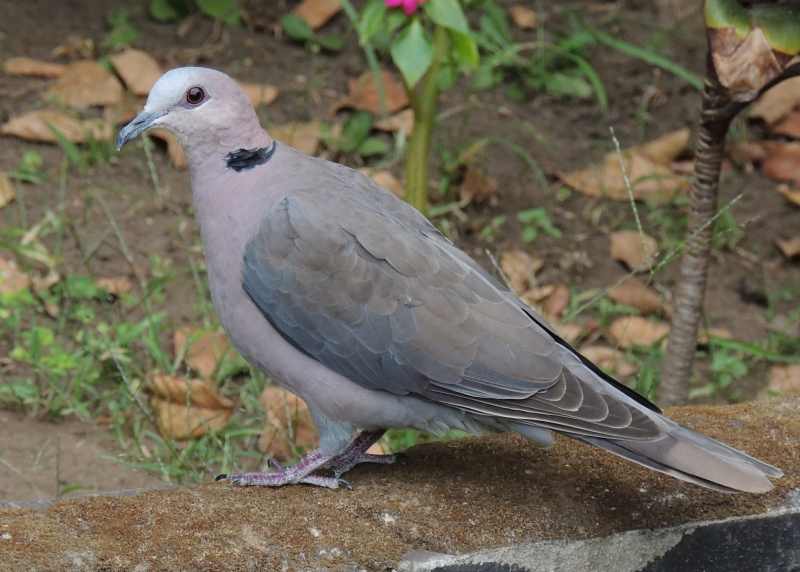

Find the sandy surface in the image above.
[{"left": 1, "top": 398, "right": 798, "bottom": 570}]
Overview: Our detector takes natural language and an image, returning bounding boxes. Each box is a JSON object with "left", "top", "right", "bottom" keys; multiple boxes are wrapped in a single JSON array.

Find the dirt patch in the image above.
[
  {"left": 0, "top": 411, "right": 162, "bottom": 502},
  {"left": 1, "top": 398, "right": 798, "bottom": 570}
]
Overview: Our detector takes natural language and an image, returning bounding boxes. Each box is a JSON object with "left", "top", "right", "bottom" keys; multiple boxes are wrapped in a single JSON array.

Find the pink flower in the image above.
[{"left": 385, "top": 0, "right": 426, "bottom": 16}]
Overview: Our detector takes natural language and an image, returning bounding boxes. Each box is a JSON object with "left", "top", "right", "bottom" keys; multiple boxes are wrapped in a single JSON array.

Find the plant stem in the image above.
[
  {"left": 404, "top": 25, "right": 449, "bottom": 214},
  {"left": 659, "top": 75, "right": 737, "bottom": 406}
]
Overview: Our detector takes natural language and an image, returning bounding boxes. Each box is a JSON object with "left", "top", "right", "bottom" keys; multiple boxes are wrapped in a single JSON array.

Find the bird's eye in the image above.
[{"left": 186, "top": 86, "right": 206, "bottom": 105}]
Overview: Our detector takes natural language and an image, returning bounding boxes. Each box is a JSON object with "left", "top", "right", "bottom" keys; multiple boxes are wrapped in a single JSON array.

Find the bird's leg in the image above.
[
  {"left": 321, "top": 429, "right": 396, "bottom": 478},
  {"left": 219, "top": 449, "right": 347, "bottom": 489}
]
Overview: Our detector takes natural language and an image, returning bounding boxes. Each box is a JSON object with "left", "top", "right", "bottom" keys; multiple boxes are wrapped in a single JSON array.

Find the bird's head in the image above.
[{"left": 117, "top": 67, "right": 266, "bottom": 156}]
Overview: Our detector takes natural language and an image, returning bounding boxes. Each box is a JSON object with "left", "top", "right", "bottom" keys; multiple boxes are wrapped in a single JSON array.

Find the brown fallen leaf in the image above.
[
  {"left": 109, "top": 49, "right": 162, "bottom": 96},
  {"left": 560, "top": 129, "right": 690, "bottom": 202},
  {"left": 374, "top": 108, "right": 414, "bottom": 135},
  {"left": 580, "top": 345, "right": 638, "bottom": 378},
  {"left": 775, "top": 184, "right": 800, "bottom": 207},
  {"left": 697, "top": 326, "right": 733, "bottom": 346},
  {"left": 258, "top": 386, "right": 318, "bottom": 460},
  {"left": 271, "top": 121, "right": 321, "bottom": 155},
  {"left": 51, "top": 35, "right": 95, "bottom": 59},
  {"left": 151, "top": 397, "right": 233, "bottom": 440},
  {"left": 509, "top": 5, "right": 537, "bottom": 29},
  {"left": 750, "top": 76, "right": 800, "bottom": 124},
  {"left": 772, "top": 111, "right": 800, "bottom": 139},
  {"left": 776, "top": 237, "right": 800, "bottom": 258},
  {"left": 762, "top": 143, "right": 800, "bottom": 186},
  {"left": 174, "top": 327, "right": 232, "bottom": 380},
  {"left": 149, "top": 128, "right": 187, "bottom": 169},
  {"left": 150, "top": 372, "right": 234, "bottom": 409},
  {"left": 607, "top": 277, "right": 663, "bottom": 315},
  {"left": 46, "top": 60, "right": 123, "bottom": 109},
  {"left": 359, "top": 168, "right": 404, "bottom": 197},
  {"left": 31, "top": 270, "right": 60, "bottom": 295},
  {"left": 0, "top": 172, "right": 15, "bottom": 210},
  {"left": 0, "top": 256, "right": 31, "bottom": 296},
  {"left": 334, "top": 70, "right": 409, "bottom": 115},
  {"left": 551, "top": 321, "right": 584, "bottom": 346},
  {"left": 3, "top": 57, "right": 65, "bottom": 78},
  {"left": 96, "top": 276, "right": 133, "bottom": 296},
  {"left": 521, "top": 284, "right": 554, "bottom": 307},
  {"left": 759, "top": 364, "right": 800, "bottom": 400},
  {"left": 293, "top": 0, "right": 342, "bottom": 30},
  {"left": 459, "top": 166, "right": 497, "bottom": 205},
  {"left": 500, "top": 249, "right": 543, "bottom": 294},
  {"left": 608, "top": 316, "right": 669, "bottom": 349},
  {"left": 542, "top": 284, "right": 570, "bottom": 320},
  {"left": 0, "top": 109, "right": 112, "bottom": 143},
  {"left": 609, "top": 230, "right": 659, "bottom": 272},
  {"left": 103, "top": 94, "right": 142, "bottom": 126},
  {"left": 149, "top": 373, "right": 234, "bottom": 439},
  {"left": 239, "top": 82, "right": 279, "bottom": 108}
]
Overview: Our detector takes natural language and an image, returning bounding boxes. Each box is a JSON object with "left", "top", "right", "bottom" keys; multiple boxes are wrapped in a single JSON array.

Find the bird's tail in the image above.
[{"left": 579, "top": 422, "right": 783, "bottom": 493}]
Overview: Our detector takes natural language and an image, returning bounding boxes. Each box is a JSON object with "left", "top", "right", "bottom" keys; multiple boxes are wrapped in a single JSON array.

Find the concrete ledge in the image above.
[{"left": 1, "top": 398, "right": 798, "bottom": 570}]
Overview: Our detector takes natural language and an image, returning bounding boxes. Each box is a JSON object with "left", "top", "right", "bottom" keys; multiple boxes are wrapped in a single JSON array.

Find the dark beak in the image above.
[{"left": 116, "top": 110, "right": 164, "bottom": 150}]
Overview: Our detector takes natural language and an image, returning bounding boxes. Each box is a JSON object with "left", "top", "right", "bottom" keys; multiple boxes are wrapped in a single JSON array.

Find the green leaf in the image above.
[
  {"left": 196, "top": 0, "right": 239, "bottom": 25},
  {"left": 63, "top": 276, "right": 101, "bottom": 300},
  {"left": 149, "top": 0, "right": 186, "bottom": 22},
  {"left": 281, "top": 14, "right": 313, "bottom": 41},
  {"left": 358, "top": 0, "right": 387, "bottom": 45},
  {"left": 340, "top": 111, "right": 374, "bottom": 153},
  {"left": 390, "top": 19, "right": 433, "bottom": 88},
  {"left": 544, "top": 72, "right": 592, "bottom": 99},
  {"left": 705, "top": 0, "right": 751, "bottom": 34},
  {"left": 450, "top": 30, "right": 479, "bottom": 69},
  {"left": 316, "top": 33, "right": 345, "bottom": 51},
  {"left": 425, "top": 0, "right": 470, "bottom": 34},
  {"left": 357, "top": 137, "right": 390, "bottom": 157}
]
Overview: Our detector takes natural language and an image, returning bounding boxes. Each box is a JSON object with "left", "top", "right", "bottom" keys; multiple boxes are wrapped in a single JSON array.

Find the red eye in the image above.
[{"left": 186, "top": 86, "right": 205, "bottom": 105}]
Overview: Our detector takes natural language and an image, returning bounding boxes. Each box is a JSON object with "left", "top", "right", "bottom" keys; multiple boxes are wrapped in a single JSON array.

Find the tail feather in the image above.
[{"left": 579, "top": 422, "right": 782, "bottom": 494}]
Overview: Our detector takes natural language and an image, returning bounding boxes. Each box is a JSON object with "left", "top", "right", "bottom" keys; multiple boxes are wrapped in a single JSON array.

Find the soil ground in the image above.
[{"left": 1, "top": 0, "right": 798, "bottom": 502}]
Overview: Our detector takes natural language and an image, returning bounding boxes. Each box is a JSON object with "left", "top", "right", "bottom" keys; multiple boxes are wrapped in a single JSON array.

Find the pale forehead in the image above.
[{"left": 145, "top": 67, "right": 231, "bottom": 107}]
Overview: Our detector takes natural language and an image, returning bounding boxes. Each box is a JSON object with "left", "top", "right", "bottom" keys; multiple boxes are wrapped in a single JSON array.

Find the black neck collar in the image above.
[{"left": 225, "top": 140, "right": 277, "bottom": 172}]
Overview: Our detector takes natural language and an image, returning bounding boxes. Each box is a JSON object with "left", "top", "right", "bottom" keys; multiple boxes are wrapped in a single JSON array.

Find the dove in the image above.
[{"left": 117, "top": 67, "right": 781, "bottom": 492}]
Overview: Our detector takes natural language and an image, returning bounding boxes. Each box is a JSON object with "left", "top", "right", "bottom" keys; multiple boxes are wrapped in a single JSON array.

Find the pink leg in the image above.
[{"left": 322, "top": 430, "right": 397, "bottom": 478}]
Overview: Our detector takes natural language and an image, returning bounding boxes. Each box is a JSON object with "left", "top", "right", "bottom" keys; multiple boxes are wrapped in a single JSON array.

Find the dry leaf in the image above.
[
  {"left": 610, "top": 230, "right": 658, "bottom": 272},
  {"left": 258, "top": 386, "right": 318, "bottom": 460},
  {"left": 150, "top": 373, "right": 234, "bottom": 409},
  {"left": 762, "top": 143, "right": 800, "bottom": 186},
  {"left": 293, "top": 0, "right": 342, "bottom": 30},
  {"left": 0, "top": 172, "right": 15, "bottom": 210},
  {"left": 552, "top": 321, "right": 584, "bottom": 346},
  {"left": 608, "top": 316, "right": 669, "bottom": 349},
  {"left": 3, "top": 57, "right": 65, "bottom": 78},
  {"left": 151, "top": 397, "right": 233, "bottom": 440},
  {"left": 459, "top": 166, "right": 497, "bottom": 205},
  {"left": 96, "top": 276, "right": 133, "bottom": 295},
  {"left": 1, "top": 109, "right": 112, "bottom": 143},
  {"left": 542, "top": 284, "right": 569, "bottom": 320},
  {"left": 521, "top": 284, "right": 554, "bottom": 306},
  {"left": 509, "top": 5, "right": 537, "bottom": 29},
  {"left": 500, "top": 250, "right": 543, "bottom": 293},
  {"left": 334, "top": 70, "right": 409, "bottom": 115},
  {"left": 750, "top": 77, "right": 800, "bottom": 124},
  {"left": 360, "top": 168, "right": 404, "bottom": 197},
  {"left": 775, "top": 184, "right": 800, "bottom": 207},
  {"left": 697, "top": 326, "right": 733, "bottom": 346},
  {"left": 149, "top": 128, "right": 187, "bottom": 169},
  {"left": 239, "top": 82, "right": 279, "bottom": 107},
  {"left": 31, "top": 270, "right": 60, "bottom": 294},
  {"left": 761, "top": 365, "right": 800, "bottom": 398},
  {"left": 103, "top": 94, "right": 142, "bottom": 126},
  {"left": 607, "top": 277, "right": 663, "bottom": 315},
  {"left": 109, "top": 49, "right": 162, "bottom": 96},
  {"left": 374, "top": 108, "right": 414, "bottom": 135},
  {"left": 51, "top": 35, "right": 95, "bottom": 59},
  {"left": 46, "top": 60, "right": 123, "bottom": 109},
  {"left": 271, "top": 121, "right": 321, "bottom": 155},
  {"left": 772, "top": 111, "right": 800, "bottom": 139},
  {"left": 709, "top": 27, "right": 787, "bottom": 101},
  {"left": 174, "top": 327, "right": 232, "bottom": 380},
  {"left": 0, "top": 256, "right": 31, "bottom": 295},
  {"left": 580, "top": 345, "right": 638, "bottom": 378},
  {"left": 776, "top": 237, "right": 800, "bottom": 258},
  {"left": 560, "top": 129, "right": 690, "bottom": 202}
]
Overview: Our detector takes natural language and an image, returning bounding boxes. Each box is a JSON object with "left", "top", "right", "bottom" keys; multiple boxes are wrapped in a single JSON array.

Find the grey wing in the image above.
[{"left": 243, "top": 179, "right": 661, "bottom": 441}]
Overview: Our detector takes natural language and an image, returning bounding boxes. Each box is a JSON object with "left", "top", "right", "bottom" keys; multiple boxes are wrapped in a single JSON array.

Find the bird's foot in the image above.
[
  {"left": 218, "top": 449, "right": 349, "bottom": 489},
  {"left": 326, "top": 452, "right": 397, "bottom": 478}
]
